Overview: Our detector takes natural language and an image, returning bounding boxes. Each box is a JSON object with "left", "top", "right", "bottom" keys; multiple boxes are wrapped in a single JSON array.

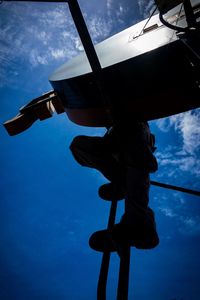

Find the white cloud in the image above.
[
  {"left": 87, "top": 16, "right": 112, "bottom": 43},
  {"left": 0, "top": 3, "right": 77, "bottom": 88},
  {"left": 29, "top": 49, "right": 48, "bottom": 66},
  {"left": 155, "top": 118, "right": 172, "bottom": 132},
  {"left": 179, "top": 156, "right": 200, "bottom": 174},
  {"left": 170, "top": 110, "right": 200, "bottom": 154},
  {"left": 138, "top": 0, "right": 155, "bottom": 18},
  {"left": 179, "top": 216, "right": 200, "bottom": 235},
  {"left": 164, "top": 210, "right": 200, "bottom": 236},
  {"left": 49, "top": 48, "right": 68, "bottom": 60},
  {"left": 158, "top": 196, "right": 200, "bottom": 236},
  {"left": 156, "top": 109, "right": 200, "bottom": 154},
  {"left": 155, "top": 109, "right": 200, "bottom": 177},
  {"left": 106, "top": 0, "right": 112, "bottom": 10},
  {"left": 156, "top": 153, "right": 200, "bottom": 176},
  {"left": 159, "top": 207, "right": 177, "bottom": 218},
  {"left": 2, "top": 0, "right": 155, "bottom": 88},
  {"left": 105, "top": 0, "right": 144, "bottom": 30},
  {"left": 28, "top": 28, "right": 51, "bottom": 46},
  {"left": 0, "top": 1, "right": 116, "bottom": 88}
]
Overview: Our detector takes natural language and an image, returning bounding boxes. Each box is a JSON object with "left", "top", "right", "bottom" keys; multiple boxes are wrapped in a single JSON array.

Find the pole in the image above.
[
  {"left": 67, "top": 0, "right": 112, "bottom": 116},
  {"left": 67, "top": 0, "right": 102, "bottom": 76}
]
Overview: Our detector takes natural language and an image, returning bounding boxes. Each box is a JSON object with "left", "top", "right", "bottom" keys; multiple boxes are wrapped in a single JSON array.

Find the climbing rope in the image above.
[
  {"left": 151, "top": 180, "right": 200, "bottom": 196},
  {"left": 137, "top": 5, "right": 158, "bottom": 38}
]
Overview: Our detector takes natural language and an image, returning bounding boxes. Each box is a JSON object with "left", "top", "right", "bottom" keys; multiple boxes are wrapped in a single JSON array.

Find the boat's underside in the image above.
[{"left": 50, "top": 39, "right": 199, "bottom": 126}]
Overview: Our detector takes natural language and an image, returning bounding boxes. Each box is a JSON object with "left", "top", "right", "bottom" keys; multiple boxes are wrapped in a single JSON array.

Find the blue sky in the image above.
[{"left": 0, "top": 1, "right": 200, "bottom": 299}]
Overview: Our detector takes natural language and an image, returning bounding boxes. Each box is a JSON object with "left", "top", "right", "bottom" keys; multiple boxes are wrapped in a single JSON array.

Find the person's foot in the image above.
[
  {"left": 89, "top": 209, "right": 159, "bottom": 253},
  {"left": 98, "top": 182, "right": 125, "bottom": 200}
]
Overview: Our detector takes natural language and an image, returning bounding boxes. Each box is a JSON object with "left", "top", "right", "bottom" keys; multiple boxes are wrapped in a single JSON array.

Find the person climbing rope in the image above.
[{"left": 70, "top": 118, "right": 159, "bottom": 253}]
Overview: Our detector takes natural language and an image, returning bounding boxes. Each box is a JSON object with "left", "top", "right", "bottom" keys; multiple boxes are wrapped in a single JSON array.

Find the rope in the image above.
[
  {"left": 137, "top": 5, "right": 158, "bottom": 38},
  {"left": 150, "top": 180, "right": 200, "bottom": 196}
]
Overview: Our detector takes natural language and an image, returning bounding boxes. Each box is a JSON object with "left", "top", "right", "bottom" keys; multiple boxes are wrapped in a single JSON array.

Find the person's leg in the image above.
[
  {"left": 122, "top": 167, "right": 150, "bottom": 227},
  {"left": 70, "top": 135, "right": 123, "bottom": 182},
  {"left": 117, "top": 122, "right": 156, "bottom": 226},
  {"left": 98, "top": 168, "right": 150, "bottom": 217},
  {"left": 89, "top": 123, "right": 159, "bottom": 252},
  {"left": 116, "top": 167, "right": 159, "bottom": 248},
  {"left": 97, "top": 167, "right": 157, "bottom": 233},
  {"left": 98, "top": 122, "right": 151, "bottom": 204}
]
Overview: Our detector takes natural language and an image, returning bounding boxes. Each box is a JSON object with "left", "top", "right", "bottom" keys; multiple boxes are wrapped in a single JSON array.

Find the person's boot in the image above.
[
  {"left": 89, "top": 207, "right": 159, "bottom": 253},
  {"left": 98, "top": 182, "right": 125, "bottom": 200}
]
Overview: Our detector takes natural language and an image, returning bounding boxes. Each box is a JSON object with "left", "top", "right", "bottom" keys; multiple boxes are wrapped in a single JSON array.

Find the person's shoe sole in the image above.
[
  {"left": 89, "top": 228, "right": 159, "bottom": 252},
  {"left": 98, "top": 183, "right": 125, "bottom": 201}
]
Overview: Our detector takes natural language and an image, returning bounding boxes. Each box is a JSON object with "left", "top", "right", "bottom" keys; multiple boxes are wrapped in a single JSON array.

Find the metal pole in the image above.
[
  {"left": 183, "top": 0, "right": 197, "bottom": 28},
  {"left": 66, "top": 0, "right": 112, "bottom": 115},
  {"left": 67, "top": 0, "right": 102, "bottom": 76}
]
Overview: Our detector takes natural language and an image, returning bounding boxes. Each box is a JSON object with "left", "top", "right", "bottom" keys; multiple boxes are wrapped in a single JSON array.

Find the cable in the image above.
[
  {"left": 159, "top": 1, "right": 199, "bottom": 32},
  {"left": 137, "top": 5, "right": 158, "bottom": 38},
  {"left": 150, "top": 180, "right": 200, "bottom": 196},
  {"left": 159, "top": 11, "right": 190, "bottom": 32}
]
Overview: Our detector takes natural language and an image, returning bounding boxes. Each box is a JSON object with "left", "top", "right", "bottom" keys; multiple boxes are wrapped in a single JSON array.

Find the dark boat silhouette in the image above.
[
  {"left": 3, "top": 0, "right": 200, "bottom": 132},
  {"left": 49, "top": 1, "right": 200, "bottom": 127}
]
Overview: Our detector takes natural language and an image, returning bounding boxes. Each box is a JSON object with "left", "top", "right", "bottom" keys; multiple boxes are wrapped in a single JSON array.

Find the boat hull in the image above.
[
  {"left": 50, "top": 40, "right": 199, "bottom": 126},
  {"left": 49, "top": 5, "right": 200, "bottom": 126}
]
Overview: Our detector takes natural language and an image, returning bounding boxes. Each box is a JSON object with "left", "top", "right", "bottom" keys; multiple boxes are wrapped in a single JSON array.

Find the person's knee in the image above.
[
  {"left": 69, "top": 135, "right": 90, "bottom": 166},
  {"left": 69, "top": 135, "right": 86, "bottom": 155}
]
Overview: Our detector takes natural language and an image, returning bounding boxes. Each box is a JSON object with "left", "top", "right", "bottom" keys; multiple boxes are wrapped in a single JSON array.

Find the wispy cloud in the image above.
[
  {"left": 179, "top": 216, "right": 200, "bottom": 235},
  {"left": 159, "top": 207, "right": 177, "bottom": 218},
  {"left": 156, "top": 152, "right": 200, "bottom": 176},
  {"left": 0, "top": 1, "right": 118, "bottom": 88},
  {"left": 160, "top": 206, "right": 200, "bottom": 236},
  {"left": 157, "top": 192, "right": 200, "bottom": 236},
  {"left": 155, "top": 109, "right": 200, "bottom": 178},
  {"left": 86, "top": 16, "right": 112, "bottom": 44},
  {"left": 137, "top": 0, "right": 156, "bottom": 18},
  {"left": 156, "top": 109, "right": 200, "bottom": 154},
  {"left": 170, "top": 110, "right": 200, "bottom": 154},
  {"left": 29, "top": 49, "right": 49, "bottom": 67},
  {"left": 105, "top": 0, "right": 146, "bottom": 32},
  {"left": 0, "top": 0, "right": 156, "bottom": 89}
]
